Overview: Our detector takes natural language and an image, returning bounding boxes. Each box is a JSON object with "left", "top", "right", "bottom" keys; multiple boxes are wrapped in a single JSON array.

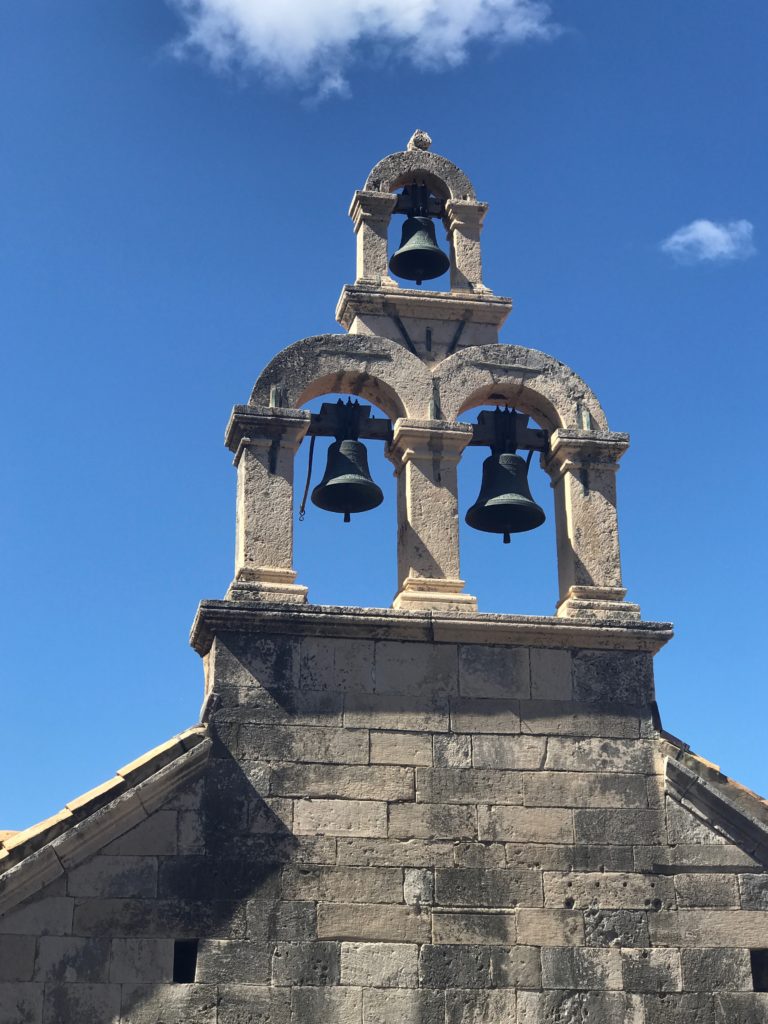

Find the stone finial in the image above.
[{"left": 407, "top": 130, "right": 432, "bottom": 152}]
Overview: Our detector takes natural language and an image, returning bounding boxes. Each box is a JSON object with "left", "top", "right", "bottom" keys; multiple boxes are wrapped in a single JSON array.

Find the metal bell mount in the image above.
[{"left": 389, "top": 183, "right": 450, "bottom": 285}]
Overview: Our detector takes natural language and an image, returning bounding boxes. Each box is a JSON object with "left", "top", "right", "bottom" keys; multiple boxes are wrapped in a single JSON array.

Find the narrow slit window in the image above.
[
  {"left": 751, "top": 949, "right": 768, "bottom": 991},
  {"left": 173, "top": 939, "right": 198, "bottom": 983}
]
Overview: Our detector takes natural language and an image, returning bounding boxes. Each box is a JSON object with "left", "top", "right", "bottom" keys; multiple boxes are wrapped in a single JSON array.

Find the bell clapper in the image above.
[
  {"left": 344, "top": 512, "right": 351, "bottom": 523},
  {"left": 503, "top": 533, "right": 510, "bottom": 544}
]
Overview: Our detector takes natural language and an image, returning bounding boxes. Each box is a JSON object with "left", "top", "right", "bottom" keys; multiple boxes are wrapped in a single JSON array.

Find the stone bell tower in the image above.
[{"left": 2, "top": 133, "right": 767, "bottom": 1024}]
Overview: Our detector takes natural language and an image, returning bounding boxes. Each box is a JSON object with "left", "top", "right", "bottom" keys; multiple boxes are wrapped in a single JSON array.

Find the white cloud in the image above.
[
  {"left": 168, "top": 0, "right": 558, "bottom": 95},
  {"left": 661, "top": 219, "right": 756, "bottom": 264}
]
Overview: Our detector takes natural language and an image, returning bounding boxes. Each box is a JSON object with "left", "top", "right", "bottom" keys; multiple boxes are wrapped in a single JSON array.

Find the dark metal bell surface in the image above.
[
  {"left": 311, "top": 439, "right": 384, "bottom": 520},
  {"left": 389, "top": 216, "right": 450, "bottom": 284},
  {"left": 465, "top": 452, "right": 546, "bottom": 540}
]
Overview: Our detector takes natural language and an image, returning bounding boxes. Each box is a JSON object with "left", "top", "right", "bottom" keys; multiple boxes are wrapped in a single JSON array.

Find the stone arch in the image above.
[
  {"left": 250, "top": 333, "right": 434, "bottom": 421},
  {"left": 364, "top": 149, "right": 476, "bottom": 201},
  {"left": 434, "top": 344, "right": 610, "bottom": 432}
]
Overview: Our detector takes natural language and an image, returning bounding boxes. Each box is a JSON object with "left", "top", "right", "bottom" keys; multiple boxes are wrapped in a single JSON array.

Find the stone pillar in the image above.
[
  {"left": 225, "top": 407, "right": 311, "bottom": 603},
  {"left": 445, "top": 199, "right": 488, "bottom": 292},
  {"left": 388, "top": 419, "right": 477, "bottom": 612},
  {"left": 543, "top": 429, "right": 640, "bottom": 621},
  {"left": 349, "top": 190, "right": 398, "bottom": 286}
]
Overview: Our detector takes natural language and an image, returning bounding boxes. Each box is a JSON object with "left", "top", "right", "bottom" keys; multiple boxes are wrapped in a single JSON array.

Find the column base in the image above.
[
  {"left": 393, "top": 577, "right": 478, "bottom": 613},
  {"left": 556, "top": 586, "right": 640, "bottom": 622},
  {"left": 227, "top": 567, "right": 308, "bottom": 605}
]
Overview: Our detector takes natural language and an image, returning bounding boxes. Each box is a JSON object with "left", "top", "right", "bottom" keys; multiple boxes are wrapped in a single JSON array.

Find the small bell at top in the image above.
[{"left": 389, "top": 216, "right": 450, "bottom": 285}]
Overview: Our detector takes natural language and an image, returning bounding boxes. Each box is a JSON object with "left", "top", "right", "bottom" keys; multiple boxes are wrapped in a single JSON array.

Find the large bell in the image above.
[
  {"left": 389, "top": 216, "right": 450, "bottom": 285},
  {"left": 311, "top": 439, "right": 384, "bottom": 522},
  {"left": 465, "top": 452, "right": 546, "bottom": 543}
]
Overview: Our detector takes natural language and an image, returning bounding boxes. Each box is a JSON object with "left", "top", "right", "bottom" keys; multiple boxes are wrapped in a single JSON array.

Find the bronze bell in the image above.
[
  {"left": 389, "top": 216, "right": 450, "bottom": 285},
  {"left": 311, "top": 439, "right": 384, "bottom": 523},
  {"left": 465, "top": 451, "right": 546, "bottom": 543}
]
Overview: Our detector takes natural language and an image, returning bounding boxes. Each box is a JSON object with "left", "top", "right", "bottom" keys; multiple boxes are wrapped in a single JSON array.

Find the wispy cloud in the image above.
[
  {"left": 167, "top": 0, "right": 558, "bottom": 96},
  {"left": 661, "top": 219, "right": 756, "bottom": 264}
]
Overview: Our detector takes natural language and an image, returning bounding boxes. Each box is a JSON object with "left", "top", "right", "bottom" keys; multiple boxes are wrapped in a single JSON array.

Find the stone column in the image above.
[
  {"left": 543, "top": 429, "right": 640, "bottom": 621},
  {"left": 225, "top": 407, "right": 311, "bottom": 603},
  {"left": 444, "top": 199, "right": 488, "bottom": 292},
  {"left": 348, "top": 190, "right": 398, "bottom": 286},
  {"left": 388, "top": 419, "right": 477, "bottom": 612}
]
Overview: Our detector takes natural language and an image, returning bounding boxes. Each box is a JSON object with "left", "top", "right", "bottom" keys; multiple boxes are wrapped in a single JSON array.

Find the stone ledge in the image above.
[{"left": 190, "top": 600, "right": 673, "bottom": 657}]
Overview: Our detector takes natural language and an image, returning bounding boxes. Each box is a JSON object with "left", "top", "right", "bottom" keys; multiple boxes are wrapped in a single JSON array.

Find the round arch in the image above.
[{"left": 364, "top": 150, "right": 477, "bottom": 201}]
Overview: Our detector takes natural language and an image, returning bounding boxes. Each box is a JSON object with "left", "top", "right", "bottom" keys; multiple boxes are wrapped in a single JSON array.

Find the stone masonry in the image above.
[{"left": 1, "top": 135, "right": 767, "bottom": 1023}]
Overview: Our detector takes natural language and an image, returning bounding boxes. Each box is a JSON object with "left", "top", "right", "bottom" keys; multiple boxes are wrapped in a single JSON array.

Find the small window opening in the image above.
[
  {"left": 173, "top": 939, "right": 198, "bottom": 983},
  {"left": 751, "top": 949, "right": 768, "bottom": 991}
]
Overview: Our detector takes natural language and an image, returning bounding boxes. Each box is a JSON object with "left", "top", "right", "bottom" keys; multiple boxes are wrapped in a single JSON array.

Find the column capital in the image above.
[
  {"left": 225, "top": 406, "right": 311, "bottom": 458},
  {"left": 444, "top": 199, "right": 488, "bottom": 233},
  {"left": 544, "top": 429, "right": 630, "bottom": 481},
  {"left": 389, "top": 419, "right": 474, "bottom": 470},
  {"left": 348, "top": 190, "right": 398, "bottom": 232}
]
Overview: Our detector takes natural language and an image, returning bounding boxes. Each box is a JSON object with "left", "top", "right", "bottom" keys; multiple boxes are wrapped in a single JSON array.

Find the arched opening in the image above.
[
  {"left": 293, "top": 392, "right": 397, "bottom": 608},
  {"left": 456, "top": 404, "right": 558, "bottom": 616}
]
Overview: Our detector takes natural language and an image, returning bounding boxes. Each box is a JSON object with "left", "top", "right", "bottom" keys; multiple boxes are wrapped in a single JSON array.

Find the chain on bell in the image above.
[
  {"left": 311, "top": 439, "right": 384, "bottom": 523},
  {"left": 465, "top": 451, "right": 546, "bottom": 543},
  {"left": 389, "top": 215, "right": 450, "bottom": 285}
]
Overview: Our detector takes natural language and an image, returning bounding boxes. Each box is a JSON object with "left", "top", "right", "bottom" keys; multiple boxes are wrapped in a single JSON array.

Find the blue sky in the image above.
[{"left": 1, "top": 1, "right": 766, "bottom": 828}]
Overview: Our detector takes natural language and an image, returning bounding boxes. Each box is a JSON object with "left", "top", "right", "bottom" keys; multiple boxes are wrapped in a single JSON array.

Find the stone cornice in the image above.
[
  {"left": 225, "top": 406, "right": 312, "bottom": 455},
  {"left": 336, "top": 284, "right": 513, "bottom": 332},
  {"left": 190, "top": 599, "right": 673, "bottom": 657}
]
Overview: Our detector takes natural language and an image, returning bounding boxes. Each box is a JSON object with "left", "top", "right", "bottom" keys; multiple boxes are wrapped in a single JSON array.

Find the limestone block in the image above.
[
  {"left": 196, "top": 940, "right": 271, "bottom": 983},
  {"left": 431, "top": 910, "right": 516, "bottom": 945},
  {"left": 433, "top": 734, "right": 472, "bottom": 768},
  {"left": 72, "top": 896, "right": 247, "bottom": 939},
  {"left": 572, "top": 651, "right": 653, "bottom": 705},
  {"left": 364, "top": 988, "right": 444, "bottom": 1024},
  {"left": 371, "top": 732, "right": 431, "bottom": 766},
  {"left": 240, "top": 725, "right": 370, "bottom": 765},
  {"left": 119, "top": 983, "right": 217, "bottom": 1023},
  {"left": 633, "top": 844, "right": 757, "bottom": 872},
  {"left": 640, "top": 992, "right": 716, "bottom": 1024},
  {"left": 454, "top": 843, "right": 506, "bottom": 867},
  {"left": 317, "top": 904, "right": 429, "bottom": 943},
  {"left": 518, "top": 990, "right": 639, "bottom": 1024},
  {"left": 621, "top": 948, "right": 682, "bottom": 993},
  {"left": 33, "top": 936, "right": 110, "bottom": 983},
  {"left": 472, "top": 734, "right": 546, "bottom": 770},
  {"left": 336, "top": 838, "right": 455, "bottom": 868},
  {"left": 523, "top": 771, "right": 648, "bottom": 808},
  {"left": 218, "top": 685, "right": 344, "bottom": 726},
  {"left": 450, "top": 698, "right": 520, "bottom": 734},
  {"left": 344, "top": 693, "right": 449, "bottom": 732},
  {"left": 403, "top": 867, "right": 434, "bottom": 906},
  {"left": 281, "top": 866, "right": 403, "bottom": 904},
  {"left": 341, "top": 941, "right": 418, "bottom": 987},
  {"left": 0, "top": 848, "right": 64, "bottom": 914},
  {"left": 271, "top": 764, "right": 413, "bottom": 801},
  {"left": 444, "top": 989, "right": 517, "bottom": 1024},
  {"left": 739, "top": 873, "right": 768, "bottom": 909},
  {"left": 388, "top": 803, "right": 476, "bottom": 840},
  {"left": 375, "top": 641, "right": 458, "bottom": 695},
  {"left": 178, "top": 810, "right": 206, "bottom": 855},
  {"left": 516, "top": 908, "right": 584, "bottom": 946},
  {"left": 419, "top": 942, "right": 540, "bottom": 989},
  {"left": 434, "top": 868, "right": 542, "bottom": 908},
  {"left": 665, "top": 797, "right": 728, "bottom": 845},
  {"left": 102, "top": 810, "right": 178, "bottom": 856},
  {"left": 272, "top": 941, "right": 340, "bottom": 986},
  {"left": 293, "top": 799, "right": 387, "bottom": 838},
  {"left": 714, "top": 993, "right": 768, "bottom": 1023},
  {"left": 247, "top": 901, "right": 317, "bottom": 942},
  {"left": 478, "top": 805, "right": 573, "bottom": 844},
  {"left": 0, "top": 935, "right": 36, "bottom": 981},
  {"left": 519, "top": 700, "right": 641, "bottom": 738},
  {"left": 291, "top": 985, "right": 362, "bottom": 1024},
  {"left": 248, "top": 797, "right": 293, "bottom": 834},
  {"left": 541, "top": 946, "right": 623, "bottom": 990},
  {"left": 0, "top": 982, "right": 42, "bottom": 1024},
  {"left": 158, "top": 855, "right": 280, "bottom": 902},
  {"left": 41, "top": 982, "right": 120, "bottom": 1024},
  {"left": 649, "top": 910, "right": 768, "bottom": 947},
  {"left": 298, "top": 637, "right": 375, "bottom": 694},
  {"left": 109, "top": 937, "right": 174, "bottom": 983},
  {"left": 544, "top": 871, "right": 674, "bottom": 911},
  {"left": 417, "top": 768, "right": 523, "bottom": 805},
  {"left": 67, "top": 855, "right": 157, "bottom": 898},
  {"left": 506, "top": 843, "right": 634, "bottom": 873},
  {"left": 584, "top": 908, "right": 649, "bottom": 948},
  {"left": 214, "top": 635, "right": 300, "bottom": 697},
  {"left": 675, "top": 873, "right": 739, "bottom": 908},
  {"left": 218, "top": 984, "right": 290, "bottom": 1024},
  {"left": 545, "top": 737, "right": 656, "bottom": 774},
  {"left": 530, "top": 648, "right": 573, "bottom": 700},
  {"left": 574, "top": 809, "right": 665, "bottom": 845},
  {"left": 458, "top": 645, "right": 530, "bottom": 699},
  {"left": 680, "top": 948, "right": 752, "bottom": 992}
]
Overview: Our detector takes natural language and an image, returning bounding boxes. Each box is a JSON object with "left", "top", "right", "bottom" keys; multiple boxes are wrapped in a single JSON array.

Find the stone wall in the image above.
[{"left": 1, "top": 609, "right": 767, "bottom": 1023}]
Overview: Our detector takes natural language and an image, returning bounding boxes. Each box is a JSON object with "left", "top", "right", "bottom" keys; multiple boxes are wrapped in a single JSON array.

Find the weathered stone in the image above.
[
  {"left": 272, "top": 764, "right": 413, "bottom": 801},
  {"left": 434, "top": 868, "right": 542, "bottom": 908},
  {"left": 317, "top": 903, "right": 430, "bottom": 942},
  {"left": 281, "top": 866, "right": 402, "bottom": 904},
  {"left": 0, "top": 936, "right": 36, "bottom": 982},
  {"left": 666, "top": 798, "right": 728, "bottom": 845},
  {"left": 102, "top": 810, "right": 178, "bottom": 856},
  {"left": 341, "top": 941, "right": 418, "bottom": 987},
  {"left": 271, "top": 941, "right": 340, "bottom": 986},
  {"left": 523, "top": 770, "right": 648, "bottom": 808},
  {"left": 584, "top": 907, "right": 649, "bottom": 947},
  {"left": 574, "top": 808, "right": 665, "bottom": 845},
  {"left": 389, "top": 803, "right": 476, "bottom": 840},
  {"left": 519, "top": 700, "right": 642, "bottom": 738},
  {"left": 458, "top": 645, "right": 530, "bottom": 699},
  {"left": 420, "top": 943, "right": 540, "bottom": 988},
  {"left": 478, "top": 805, "right": 573, "bottom": 844},
  {"left": 417, "top": 768, "right": 523, "bottom": 805},
  {"left": 218, "top": 984, "right": 291, "bottom": 1024},
  {"left": 518, "top": 989, "right": 639, "bottom": 1024},
  {"left": 640, "top": 992, "right": 716, "bottom": 1024},
  {"left": 240, "top": 725, "right": 370, "bottom": 765},
  {"left": 247, "top": 900, "right": 317, "bottom": 942},
  {"left": 431, "top": 910, "right": 516, "bottom": 945},
  {"left": 109, "top": 937, "right": 174, "bottom": 983},
  {"left": 454, "top": 842, "right": 506, "bottom": 867},
  {"left": 178, "top": 810, "right": 206, "bottom": 855},
  {"left": 345, "top": 693, "right": 449, "bottom": 732},
  {"left": 544, "top": 871, "right": 674, "bottom": 910},
  {"left": 376, "top": 641, "right": 458, "bottom": 694},
  {"left": 738, "top": 873, "right": 768, "bottom": 909},
  {"left": 516, "top": 908, "right": 584, "bottom": 946},
  {"left": 67, "top": 855, "right": 157, "bottom": 898},
  {"left": 42, "top": 982, "right": 121, "bottom": 1024},
  {"left": 364, "top": 988, "right": 444, "bottom": 1024},
  {"left": 472, "top": 734, "right": 545, "bottom": 770},
  {"left": 634, "top": 844, "right": 757, "bottom": 872},
  {"left": 403, "top": 867, "right": 434, "bottom": 905},
  {"left": 33, "top": 936, "right": 110, "bottom": 983},
  {"left": 675, "top": 873, "right": 739, "bottom": 908},
  {"left": 433, "top": 734, "right": 472, "bottom": 768},
  {"left": 371, "top": 732, "right": 431, "bottom": 766},
  {"left": 530, "top": 648, "right": 572, "bottom": 700},
  {"left": 336, "top": 837, "right": 455, "bottom": 867},
  {"left": 293, "top": 799, "right": 387, "bottom": 838},
  {"left": 572, "top": 650, "right": 653, "bottom": 704},
  {"left": 714, "top": 993, "right": 768, "bottom": 1023},
  {"left": 680, "top": 948, "right": 752, "bottom": 992},
  {"left": 197, "top": 940, "right": 272, "bottom": 983},
  {"left": 291, "top": 985, "right": 361, "bottom": 1024},
  {"left": 0, "top": 983, "right": 43, "bottom": 1024},
  {"left": 158, "top": 855, "right": 280, "bottom": 901},
  {"left": 72, "top": 896, "right": 247, "bottom": 939},
  {"left": 120, "top": 983, "right": 218, "bottom": 1023},
  {"left": 546, "top": 737, "right": 656, "bottom": 773},
  {"left": 444, "top": 988, "right": 517, "bottom": 1024},
  {"left": 505, "top": 843, "right": 634, "bottom": 872},
  {"left": 622, "top": 948, "right": 682, "bottom": 992},
  {"left": 649, "top": 910, "right": 768, "bottom": 947},
  {"left": 451, "top": 698, "right": 520, "bottom": 734},
  {"left": 540, "top": 946, "right": 623, "bottom": 990}
]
